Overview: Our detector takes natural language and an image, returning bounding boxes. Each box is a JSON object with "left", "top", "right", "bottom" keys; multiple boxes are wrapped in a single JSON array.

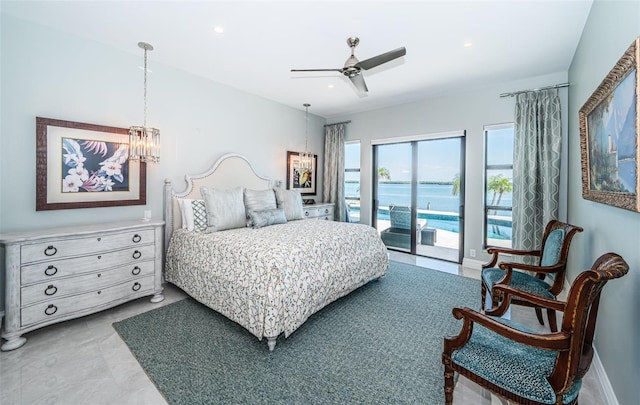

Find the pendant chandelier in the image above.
[
  {"left": 298, "top": 103, "right": 313, "bottom": 171},
  {"left": 129, "top": 42, "right": 160, "bottom": 163}
]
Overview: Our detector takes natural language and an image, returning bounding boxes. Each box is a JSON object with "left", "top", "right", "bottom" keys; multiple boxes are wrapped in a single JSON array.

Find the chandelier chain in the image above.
[{"left": 143, "top": 46, "right": 148, "bottom": 128}]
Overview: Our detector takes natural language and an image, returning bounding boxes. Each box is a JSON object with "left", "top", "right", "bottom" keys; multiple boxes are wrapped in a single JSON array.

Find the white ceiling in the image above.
[{"left": 2, "top": 1, "right": 593, "bottom": 119}]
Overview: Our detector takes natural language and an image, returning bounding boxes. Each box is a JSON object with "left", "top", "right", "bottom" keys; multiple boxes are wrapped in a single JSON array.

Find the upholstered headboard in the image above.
[{"left": 163, "top": 153, "right": 274, "bottom": 252}]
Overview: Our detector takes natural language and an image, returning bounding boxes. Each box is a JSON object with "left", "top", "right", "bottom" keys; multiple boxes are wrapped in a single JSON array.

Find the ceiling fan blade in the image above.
[
  {"left": 355, "top": 47, "right": 406, "bottom": 70},
  {"left": 349, "top": 74, "right": 368, "bottom": 93},
  {"left": 291, "top": 68, "right": 343, "bottom": 72}
]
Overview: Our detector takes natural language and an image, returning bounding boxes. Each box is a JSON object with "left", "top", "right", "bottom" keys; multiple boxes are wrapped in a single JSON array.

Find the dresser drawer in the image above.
[
  {"left": 304, "top": 205, "right": 334, "bottom": 219},
  {"left": 21, "top": 229, "right": 155, "bottom": 264},
  {"left": 21, "top": 275, "right": 155, "bottom": 327},
  {"left": 21, "top": 261, "right": 155, "bottom": 306},
  {"left": 21, "top": 244, "right": 155, "bottom": 285}
]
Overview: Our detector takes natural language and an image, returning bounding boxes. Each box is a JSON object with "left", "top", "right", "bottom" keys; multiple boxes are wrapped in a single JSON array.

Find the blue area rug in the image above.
[{"left": 113, "top": 261, "right": 478, "bottom": 404}]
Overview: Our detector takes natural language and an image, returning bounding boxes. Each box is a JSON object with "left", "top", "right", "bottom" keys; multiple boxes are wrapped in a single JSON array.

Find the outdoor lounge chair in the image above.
[{"left": 380, "top": 204, "right": 424, "bottom": 249}]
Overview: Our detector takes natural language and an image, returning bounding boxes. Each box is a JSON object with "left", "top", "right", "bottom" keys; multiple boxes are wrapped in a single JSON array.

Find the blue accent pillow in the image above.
[
  {"left": 541, "top": 229, "right": 565, "bottom": 267},
  {"left": 247, "top": 208, "right": 287, "bottom": 228}
]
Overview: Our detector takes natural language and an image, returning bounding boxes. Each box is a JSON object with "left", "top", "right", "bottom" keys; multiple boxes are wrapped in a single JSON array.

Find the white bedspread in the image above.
[{"left": 165, "top": 219, "right": 388, "bottom": 341}]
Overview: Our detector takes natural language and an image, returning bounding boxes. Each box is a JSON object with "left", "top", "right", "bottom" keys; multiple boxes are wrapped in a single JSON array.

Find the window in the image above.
[
  {"left": 344, "top": 141, "right": 361, "bottom": 223},
  {"left": 484, "top": 124, "right": 514, "bottom": 248}
]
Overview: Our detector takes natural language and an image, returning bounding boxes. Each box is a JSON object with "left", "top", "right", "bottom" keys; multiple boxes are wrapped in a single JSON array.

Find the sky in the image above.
[{"left": 346, "top": 129, "right": 514, "bottom": 183}]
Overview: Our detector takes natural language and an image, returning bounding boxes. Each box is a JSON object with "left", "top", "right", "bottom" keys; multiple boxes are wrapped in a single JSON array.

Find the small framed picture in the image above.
[{"left": 286, "top": 151, "right": 317, "bottom": 195}]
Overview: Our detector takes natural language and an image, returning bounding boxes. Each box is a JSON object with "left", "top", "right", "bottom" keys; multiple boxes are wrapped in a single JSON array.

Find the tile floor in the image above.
[{"left": 0, "top": 253, "right": 607, "bottom": 405}]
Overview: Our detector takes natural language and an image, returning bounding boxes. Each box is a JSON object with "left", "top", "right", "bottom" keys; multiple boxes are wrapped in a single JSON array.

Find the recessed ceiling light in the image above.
[
  {"left": 463, "top": 41, "right": 473, "bottom": 48},
  {"left": 213, "top": 26, "right": 224, "bottom": 34},
  {"left": 328, "top": 84, "right": 334, "bottom": 89}
]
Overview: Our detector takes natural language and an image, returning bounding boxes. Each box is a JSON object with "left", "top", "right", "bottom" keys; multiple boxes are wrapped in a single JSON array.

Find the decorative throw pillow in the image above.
[
  {"left": 191, "top": 200, "right": 208, "bottom": 232},
  {"left": 201, "top": 186, "right": 246, "bottom": 233},
  {"left": 274, "top": 187, "right": 304, "bottom": 221},
  {"left": 177, "top": 198, "right": 206, "bottom": 231},
  {"left": 247, "top": 208, "right": 287, "bottom": 229},
  {"left": 244, "top": 189, "right": 277, "bottom": 225}
]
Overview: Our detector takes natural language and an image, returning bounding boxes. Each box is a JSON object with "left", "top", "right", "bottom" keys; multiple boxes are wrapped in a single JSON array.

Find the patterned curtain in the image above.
[
  {"left": 512, "top": 89, "right": 562, "bottom": 253},
  {"left": 323, "top": 123, "right": 346, "bottom": 222}
]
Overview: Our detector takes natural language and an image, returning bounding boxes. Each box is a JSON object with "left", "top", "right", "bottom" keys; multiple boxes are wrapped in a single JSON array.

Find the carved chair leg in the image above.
[
  {"left": 481, "top": 283, "right": 487, "bottom": 312},
  {"left": 547, "top": 309, "right": 558, "bottom": 333},
  {"left": 444, "top": 364, "right": 455, "bottom": 405},
  {"left": 535, "top": 307, "right": 545, "bottom": 325}
]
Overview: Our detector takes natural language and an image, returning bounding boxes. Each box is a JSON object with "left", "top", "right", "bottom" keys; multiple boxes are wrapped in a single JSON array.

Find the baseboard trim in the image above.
[
  {"left": 593, "top": 347, "right": 619, "bottom": 405},
  {"left": 462, "top": 257, "right": 484, "bottom": 270}
]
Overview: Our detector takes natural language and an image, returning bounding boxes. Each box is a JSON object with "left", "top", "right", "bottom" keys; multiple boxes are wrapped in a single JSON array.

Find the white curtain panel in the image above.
[
  {"left": 322, "top": 123, "right": 346, "bottom": 221},
  {"left": 512, "top": 89, "right": 562, "bottom": 253}
]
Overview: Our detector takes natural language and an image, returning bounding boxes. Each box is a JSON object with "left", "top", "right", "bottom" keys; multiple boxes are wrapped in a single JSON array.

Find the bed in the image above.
[{"left": 163, "top": 153, "right": 389, "bottom": 350}]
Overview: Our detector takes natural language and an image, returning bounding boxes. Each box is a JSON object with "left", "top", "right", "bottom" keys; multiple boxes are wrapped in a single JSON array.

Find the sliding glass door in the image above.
[{"left": 373, "top": 133, "right": 465, "bottom": 263}]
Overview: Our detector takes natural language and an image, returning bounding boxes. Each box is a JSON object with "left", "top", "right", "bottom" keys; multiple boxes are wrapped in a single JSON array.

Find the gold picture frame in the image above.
[{"left": 579, "top": 37, "right": 639, "bottom": 212}]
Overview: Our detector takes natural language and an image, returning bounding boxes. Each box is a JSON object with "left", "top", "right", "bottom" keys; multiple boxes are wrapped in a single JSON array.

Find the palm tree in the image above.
[
  {"left": 487, "top": 174, "right": 513, "bottom": 236},
  {"left": 378, "top": 167, "right": 390, "bottom": 180},
  {"left": 487, "top": 174, "right": 513, "bottom": 208},
  {"left": 451, "top": 173, "right": 460, "bottom": 196}
]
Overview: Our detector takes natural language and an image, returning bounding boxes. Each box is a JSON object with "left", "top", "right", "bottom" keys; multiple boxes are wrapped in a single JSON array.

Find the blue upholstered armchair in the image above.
[
  {"left": 481, "top": 220, "right": 583, "bottom": 332},
  {"left": 443, "top": 252, "right": 629, "bottom": 405}
]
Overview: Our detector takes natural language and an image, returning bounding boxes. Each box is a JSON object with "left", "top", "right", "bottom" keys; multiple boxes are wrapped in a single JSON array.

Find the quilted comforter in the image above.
[{"left": 165, "top": 219, "right": 388, "bottom": 345}]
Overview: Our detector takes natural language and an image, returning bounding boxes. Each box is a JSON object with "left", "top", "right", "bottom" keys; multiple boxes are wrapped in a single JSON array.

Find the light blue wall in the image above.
[
  {"left": 330, "top": 72, "right": 569, "bottom": 264},
  {"left": 0, "top": 14, "right": 325, "bottom": 309},
  {"left": 568, "top": 1, "right": 640, "bottom": 404}
]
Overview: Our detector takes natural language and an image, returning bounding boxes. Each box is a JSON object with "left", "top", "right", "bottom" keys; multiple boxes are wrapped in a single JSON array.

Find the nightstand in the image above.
[{"left": 303, "top": 202, "right": 335, "bottom": 221}]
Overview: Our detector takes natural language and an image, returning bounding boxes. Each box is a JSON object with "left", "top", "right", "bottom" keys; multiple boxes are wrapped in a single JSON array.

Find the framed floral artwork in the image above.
[
  {"left": 286, "top": 151, "right": 317, "bottom": 195},
  {"left": 36, "top": 117, "right": 146, "bottom": 211},
  {"left": 579, "top": 37, "right": 639, "bottom": 212}
]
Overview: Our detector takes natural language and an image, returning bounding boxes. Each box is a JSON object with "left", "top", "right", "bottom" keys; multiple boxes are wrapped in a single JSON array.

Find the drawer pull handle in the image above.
[
  {"left": 305, "top": 212, "right": 309, "bottom": 216},
  {"left": 132, "top": 234, "right": 142, "bottom": 243},
  {"left": 132, "top": 282, "right": 141, "bottom": 291},
  {"left": 44, "top": 285, "right": 58, "bottom": 296},
  {"left": 97, "top": 255, "right": 102, "bottom": 260},
  {"left": 44, "top": 304, "right": 58, "bottom": 316},
  {"left": 325, "top": 209, "right": 329, "bottom": 213},
  {"left": 97, "top": 290, "right": 102, "bottom": 295},
  {"left": 132, "top": 266, "right": 141, "bottom": 275},
  {"left": 97, "top": 273, "right": 102, "bottom": 278},
  {"left": 44, "top": 265, "right": 58, "bottom": 276},
  {"left": 44, "top": 246, "right": 57, "bottom": 256},
  {"left": 97, "top": 237, "right": 102, "bottom": 242},
  {"left": 133, "top": 250, "right": 142, "bottom": 259}
]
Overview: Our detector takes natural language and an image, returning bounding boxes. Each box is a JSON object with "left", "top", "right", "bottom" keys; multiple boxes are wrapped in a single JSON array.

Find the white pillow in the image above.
[
  {"left": 274, "top": 187, "right": 304, "bottom": 221},
  {"left": 201, "top": 186, "right": 246, "bottom": 232},
  {"left": 177, "top": 198, "right": 195, "bottom": 231}
]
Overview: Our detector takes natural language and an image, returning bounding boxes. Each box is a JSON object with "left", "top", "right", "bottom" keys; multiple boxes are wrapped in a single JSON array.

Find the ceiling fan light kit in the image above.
[{"left": 291, "top": 37, "right": 406, "bottom": 94}]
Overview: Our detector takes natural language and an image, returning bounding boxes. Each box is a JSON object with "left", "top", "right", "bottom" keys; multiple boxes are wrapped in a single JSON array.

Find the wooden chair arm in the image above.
[
  {"left": 445, "top": 307, "right": 570, "bottom": 352},
  {"left": 487, "top": 284, "right": 566, "bottom": 317},
  {"left": 483, "top": 247, "right": 542, "bottom": 268},
  {"left": 499, "top": 261, "right": 564, "bottom": 275}
]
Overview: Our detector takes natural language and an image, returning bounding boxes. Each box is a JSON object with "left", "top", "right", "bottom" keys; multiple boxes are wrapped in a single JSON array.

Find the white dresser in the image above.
[
  {"left": 0, "top": 220, "right": 164, "bottom": 351},
  {"left": 303, "top": 202, "right": 335, "bottom": 221}
]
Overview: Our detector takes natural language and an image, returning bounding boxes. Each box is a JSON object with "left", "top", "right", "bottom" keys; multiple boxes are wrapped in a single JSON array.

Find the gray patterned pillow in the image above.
[
  {"left": 192, "top": 200, "right": 208, "bottom": 232},
  {"left": 244, "top": 189, "right": 277, "bottom": 225},
  {"left": 201, "top": 186, "right": 246, "bottom": 232},
  {"left": 274, "top": 187, "right": 304, "bottom": 221},
  {"left": 247, "top": 208, "right": 287, "bottom": 228}
]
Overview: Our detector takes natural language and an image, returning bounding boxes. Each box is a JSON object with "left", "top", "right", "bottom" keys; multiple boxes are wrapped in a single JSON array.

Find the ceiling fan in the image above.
[{"left": 291, "top": 37, "right": 406, "bottom": 93}]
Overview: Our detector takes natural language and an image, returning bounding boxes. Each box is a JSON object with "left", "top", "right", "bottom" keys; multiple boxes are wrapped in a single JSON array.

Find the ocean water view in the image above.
[
  {"left": 346, "top": 181, "right": 513, "bottom": 240},
  {"left": 346, "top": 182, "right": 513, "bottom": 213}
]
